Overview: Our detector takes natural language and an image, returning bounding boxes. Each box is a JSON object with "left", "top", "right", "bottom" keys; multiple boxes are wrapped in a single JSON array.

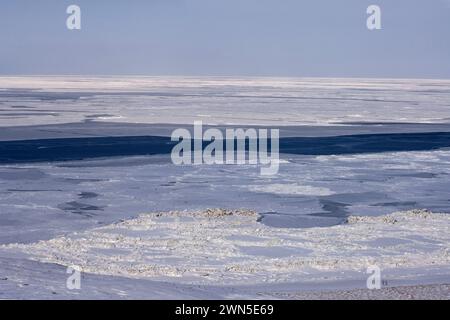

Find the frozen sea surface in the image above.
[
  {"left": 1, "top": 148, "right": 450, "bottom": 244},
  {"left": 0, "top": 77, "right": 450, "bottom": 298},
  {"left": 1, "top": 76, "right": 450, "bottom": 127}
]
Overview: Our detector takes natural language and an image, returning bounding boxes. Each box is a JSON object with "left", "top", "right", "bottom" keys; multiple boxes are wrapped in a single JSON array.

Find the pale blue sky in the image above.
[{"left": 1, "top": 0, "right": 449, "bottom": 78}]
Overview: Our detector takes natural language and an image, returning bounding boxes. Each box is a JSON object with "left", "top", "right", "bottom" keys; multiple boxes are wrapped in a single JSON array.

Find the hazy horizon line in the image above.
[{"left": 1, "top": 74, "right": 450, "bottom": 81}]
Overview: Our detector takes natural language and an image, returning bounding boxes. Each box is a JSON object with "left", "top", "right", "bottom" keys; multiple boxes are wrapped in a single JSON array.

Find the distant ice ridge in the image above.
[
  {"left": 1, "top": 76, "right": 450, "bottom": 127},
  {"left": 2, "top": 209, "right": 449, "bottom": 286}
]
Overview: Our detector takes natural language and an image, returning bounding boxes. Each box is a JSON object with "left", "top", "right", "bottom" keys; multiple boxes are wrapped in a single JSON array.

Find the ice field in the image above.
[{"left": 0, "top": 77, "right": 449, "bottom": 298}]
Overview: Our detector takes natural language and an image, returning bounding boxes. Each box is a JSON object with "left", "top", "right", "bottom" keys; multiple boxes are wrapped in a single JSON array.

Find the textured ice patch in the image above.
[
  {"left": 248, "top": 183, "right": 335, "bottom": 196},
  {"left": 2, "top": 209, "right": 449, "bottom": 286}
]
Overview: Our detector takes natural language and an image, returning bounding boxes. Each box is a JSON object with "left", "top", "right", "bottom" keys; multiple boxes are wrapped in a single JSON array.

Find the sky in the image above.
[{"left": 0, "top": 0, "right": 449, "bottom": 78}]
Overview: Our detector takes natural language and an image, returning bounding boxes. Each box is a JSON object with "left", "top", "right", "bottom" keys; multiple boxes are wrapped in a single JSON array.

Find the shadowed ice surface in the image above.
[{"left": 1, "top": 146, "right": 450, "bottom": 244}]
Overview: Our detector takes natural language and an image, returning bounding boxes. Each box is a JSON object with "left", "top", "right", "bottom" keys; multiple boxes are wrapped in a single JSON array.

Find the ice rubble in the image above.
[{"left": 2, "top": 209, "right": 449, "bottom": 286}]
